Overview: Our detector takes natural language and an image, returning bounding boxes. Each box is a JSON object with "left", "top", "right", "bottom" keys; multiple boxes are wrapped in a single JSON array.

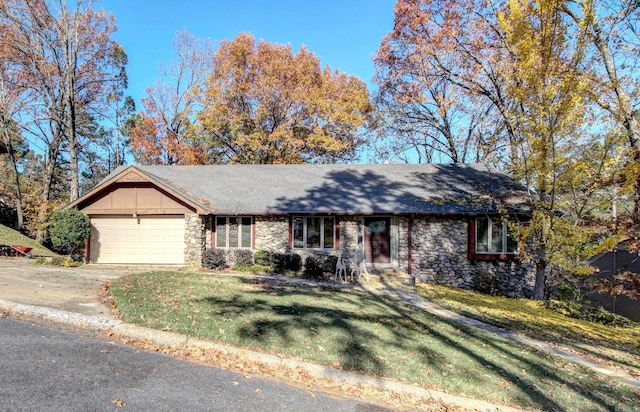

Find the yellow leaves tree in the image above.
[
  {"left": 497, "top": 0, "right": 596, "bottom": 297},
  {"left": 198, "top": 33, "right": 372, "bottom": 164},
  {"left": 376, "top": 0, "right": 605, "bottom": 298},
  {"left": 561, "top": 0, "right": 640, "bottom": 232}
]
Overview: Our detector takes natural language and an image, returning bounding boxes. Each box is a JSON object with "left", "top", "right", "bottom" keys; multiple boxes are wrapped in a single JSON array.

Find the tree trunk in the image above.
[
  {"left": 583, "top": 11, "right": 640, "bottom": 224},
  {"left": 35, "top": 140, "right": 62, "bottom": 243},
  {"left": 68, "top": 120, "right": 79, "bottom": 201},
  {"left": 533, "top": 258, "right": 547, "bottom": 300},
  {"left": 65, "top": 9, "right": 80, "bottom": 202},
  {"left": 5, "top": 138, "right": 24, "bottom": 230}
]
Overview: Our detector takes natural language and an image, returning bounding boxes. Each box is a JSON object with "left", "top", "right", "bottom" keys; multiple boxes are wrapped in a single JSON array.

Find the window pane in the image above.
[
  {"left": 216, "top": 217, "right": 227, "bottom": 248},
  {"left": 367, "top": 220, "right": 387, "bottom": 233},
  {"left": 241, "top": 217, "right": 252, "bottom": 248},
  {"left": 228, "top": 217, "right": 238, "bottom": 248},
  {"left": 476, "top": 218, "right": 489, "bottom": 253},
  {"left": 293, "top": 217, "right": 304, "bottom": 249},
  {"left": 491, "top": 219, "right": 503, "bottom": 253},
  {"left": 506, "top": 225, "right": 519, "bottom": 253},
  {"left": 323, "top": 217, "right": 334, "bottom": 249},
  {"left": 307, "top": 217, "right": 321, "bottom": 249}
]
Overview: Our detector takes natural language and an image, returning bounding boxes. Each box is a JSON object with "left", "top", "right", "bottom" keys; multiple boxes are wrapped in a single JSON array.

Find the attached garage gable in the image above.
[
  {"left": 70, "top": 168, "right": 208, "bottom": 265},
  {"left": 90, "top": 216, "right": 185, "bottom": 264}
]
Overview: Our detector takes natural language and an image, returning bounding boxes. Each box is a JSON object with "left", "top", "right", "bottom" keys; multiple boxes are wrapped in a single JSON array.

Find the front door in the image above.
[{"left": 364, "top": 217, "right": 391, "bottom": 264}]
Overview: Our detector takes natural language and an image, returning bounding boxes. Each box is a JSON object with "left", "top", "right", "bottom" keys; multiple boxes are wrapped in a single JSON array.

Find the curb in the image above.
[{"left": 0, "top": 298, "right": 524, "bottom": 412}]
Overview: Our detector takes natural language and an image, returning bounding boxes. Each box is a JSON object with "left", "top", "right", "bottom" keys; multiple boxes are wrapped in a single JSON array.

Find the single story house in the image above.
[{"left": 68, "top": 163, "right": 535, "bottom": 295}]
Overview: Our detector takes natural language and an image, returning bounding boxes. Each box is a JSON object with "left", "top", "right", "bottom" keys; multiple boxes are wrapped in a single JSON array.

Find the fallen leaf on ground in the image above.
[{"left": 112, "top": 399, "right": 126, "bottom": 407}]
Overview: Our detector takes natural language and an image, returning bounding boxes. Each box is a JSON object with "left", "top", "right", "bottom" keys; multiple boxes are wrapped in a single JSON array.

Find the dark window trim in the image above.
[
  {"left": 291, "top": 215, "right": 336, "bottom": 250},
  {"left": 468, "top": 217, "right": 519, "bottom": 261},
  {"left": 214, "top": 216, "right": 253, "bottom": 249}
]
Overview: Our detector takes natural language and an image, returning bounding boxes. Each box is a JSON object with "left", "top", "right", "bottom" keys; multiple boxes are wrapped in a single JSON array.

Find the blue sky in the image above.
[{"left": 99, "top": 0, "right": 397, "bottom": 107}]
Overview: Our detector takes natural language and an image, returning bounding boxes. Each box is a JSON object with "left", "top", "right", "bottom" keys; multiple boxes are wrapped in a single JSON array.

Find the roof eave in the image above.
[{"left": 67, "top": 165, "right": 208, "bottom": 214}]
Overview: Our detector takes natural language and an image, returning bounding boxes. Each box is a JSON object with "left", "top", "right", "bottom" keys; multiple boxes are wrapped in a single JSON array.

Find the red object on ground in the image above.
[{"left": 12, "top": 245, "right": 33, "bottom": 255}]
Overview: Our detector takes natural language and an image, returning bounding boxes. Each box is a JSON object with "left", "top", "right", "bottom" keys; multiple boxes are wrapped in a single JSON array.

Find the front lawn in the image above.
[
  {"left": 417, "top": 284, "right": 640, "bottom": 378},
  {"left": 110, "top": 271, "right": 640, "bottom": 411}
]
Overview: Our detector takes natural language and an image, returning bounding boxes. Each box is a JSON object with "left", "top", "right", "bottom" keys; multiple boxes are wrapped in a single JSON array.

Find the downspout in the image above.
[
  {"left": 408, "top": 214, "right": 415, "bottom": 286},
  {"left": 85, "top": 216, "right": 91, "bottom": 264}
]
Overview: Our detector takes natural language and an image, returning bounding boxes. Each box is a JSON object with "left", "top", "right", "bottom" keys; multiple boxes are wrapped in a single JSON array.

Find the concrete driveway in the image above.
[{"left": 0, "top": 257, "right": 152, "bottom": 317}]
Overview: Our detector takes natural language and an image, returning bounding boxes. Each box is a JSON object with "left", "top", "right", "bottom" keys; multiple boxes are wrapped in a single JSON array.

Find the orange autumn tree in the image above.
[
  {"left": 198, "top": 32, "right": 373, "bottom": 164},
  {"left": 1, "top": 0, "right": 128, "bottom": 241},
  {"left": 129, "top": 30, "right": 212, "bottom": 165}
]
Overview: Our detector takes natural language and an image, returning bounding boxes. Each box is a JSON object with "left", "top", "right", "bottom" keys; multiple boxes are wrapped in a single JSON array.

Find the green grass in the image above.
[
  {"left": 110, "top": 271, "right": 640, "bottom": 411},
  {"left": 0, "top": 223, "right": 60, "bottom": 257},
  {"left": 416, "top": 284, "right": 640, "bottom": 377}
]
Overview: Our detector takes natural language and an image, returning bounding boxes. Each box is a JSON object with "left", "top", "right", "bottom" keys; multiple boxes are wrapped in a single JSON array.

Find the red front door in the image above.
[{"left": 364, "top": 217, "right": 391, "bottom": 264}]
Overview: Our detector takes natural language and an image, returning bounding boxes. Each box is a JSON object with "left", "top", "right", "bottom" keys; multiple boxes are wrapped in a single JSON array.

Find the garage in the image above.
[{"left": 89, "top": 216, "right": 185, "bottom": 264}]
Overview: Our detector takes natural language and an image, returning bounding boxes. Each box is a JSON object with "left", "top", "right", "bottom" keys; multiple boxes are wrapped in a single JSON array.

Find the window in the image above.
[
  {"left": 216, "top": 216, "right": 252, "bottom": 248},
  {"left": 292, "top": 216, "right": 335, "bottom": 249},
  {"left": 471, "top": 217, "right": 518, "bottom": 259}
]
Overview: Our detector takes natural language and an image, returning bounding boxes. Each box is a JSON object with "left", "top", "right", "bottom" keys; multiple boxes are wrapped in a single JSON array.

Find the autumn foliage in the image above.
[
  {"left": 129, "top": 30, "right": 210, "bottom": 165},
  {"left": 1, "top": 0, "right": 127, "bottom": 240},
  {"left": 373, "top": 0, "right": 640, "bottom": 298},
  {"left": 199, "top": 33, "right": 372, "bottom": 164},
  {"left": 130, "top": 32, "right": 373, "bottom": 165}
]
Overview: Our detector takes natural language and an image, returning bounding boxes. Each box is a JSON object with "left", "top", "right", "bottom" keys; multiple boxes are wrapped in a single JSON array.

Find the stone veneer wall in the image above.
[
  {"left": 201, "top": 216, "right": 290, "bottom": 266},
  {"left": 254, "top": 216, "right": 290, "bottom": 252},
  {"left": 184, "top": 214, "right": 205, "bottom": 267},
  {"left": 197, "top": 214, "right": 534, "bottom": 296},
  {"left": 400, "top": 216, "right": 535, "bottom": 297},
  {"left": 337, "top": 216, "right": 359, "bottom": 259},
  {"left": 252, "top": 216, "right": 359, "bottom": 263},
  {"left": 204, "top": 216, "right": 213, "bottom": 249}
]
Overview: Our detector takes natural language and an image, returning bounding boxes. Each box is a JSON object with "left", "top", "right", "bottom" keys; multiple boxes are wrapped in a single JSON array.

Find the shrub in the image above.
[
  {"left": 474, "top": 272, "right": 499, "bottom": 296},
  {"left": 545, "top": 300, "right": 580, "bottom": 317},
  {"left": 254, "top": 250, "right": 271, "bottom": 266},
  {"left": 233, "top": 249, "right": 254, "bottom": 267},
  {"left": 581, "top": 307, "right": 636, "bottom": 328},
  {"left": 322, "top": 255, "right": 338, "bottom": 274},
  {"left": 47, "top": 208, "right": 89, "bottom": 259},
  {"left": 557, "top": 282, "right": 579, "bottom": 302},
  {"left": 270, "top": 252, "right": 287, "bottom": 274},
  {"left": 303, "top": 255, "right": 325, "bottom": 279},
  {"left": 285, "top": 253, "right": 302, "bottom": 272},
  {"left": 33, "top": 256, "right": 80, "bottom": 267},
  {"left": 203, "top": 249, "right": 226, "bottom": 269},
  {"left": 545, "top": 300, "right": 636, "bottom": 328}
]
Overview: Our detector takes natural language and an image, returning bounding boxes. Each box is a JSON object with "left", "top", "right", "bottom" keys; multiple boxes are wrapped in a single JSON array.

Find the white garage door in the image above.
[{"left": 90, "top": 216, "right": 185, "bottom": 264}]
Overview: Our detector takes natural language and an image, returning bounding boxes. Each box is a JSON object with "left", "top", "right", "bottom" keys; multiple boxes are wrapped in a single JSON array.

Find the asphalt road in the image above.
[{"left": 0, "top": 316, "right": 391, "bottom": 412}]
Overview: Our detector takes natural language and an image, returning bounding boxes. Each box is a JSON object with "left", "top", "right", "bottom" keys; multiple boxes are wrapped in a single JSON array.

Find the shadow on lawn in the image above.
[
  {"left": 450, "top": 300, "right": 640, "bottom": 377},
  {"left": 561, "top": 339, "right": 640, "bottom": 377},
  {"left": 194, "top": 277, "right": 631, "bottom": 411},
  {"left": 378, "top": 282, "right": 630, "bottom": 411},
  {"left": 197, "top": 281, "right": 388, "bottom": 374}
]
